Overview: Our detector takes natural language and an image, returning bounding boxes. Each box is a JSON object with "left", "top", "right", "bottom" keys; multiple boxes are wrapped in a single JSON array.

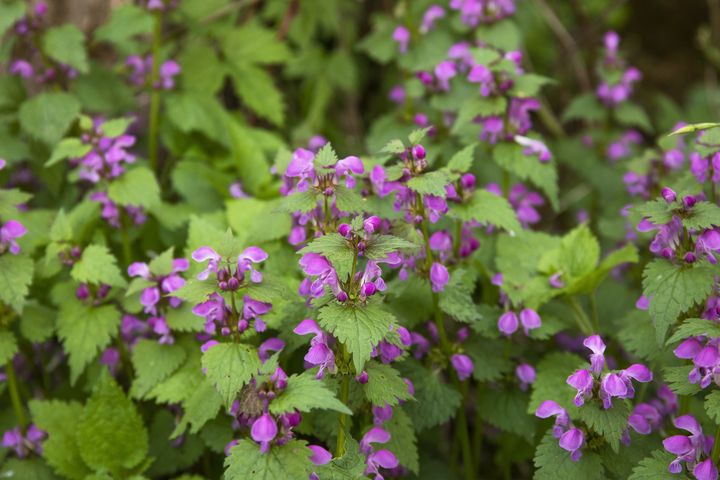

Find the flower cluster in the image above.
[
  {"left": 663, "top": 415, "right": 717, "bottom": 479},
  {"left": 2, "top": 425, "right": 46, "bottom": 458},
  {"left": 566, "top": 335, "right": 652, "bottom": 409},
  {"left": 595, "top": 32, "right": 642, "bottom": 107},
  {"left": 126, "top": 55, "right": 181, "bottom": 90},
  {"left": 535, "top": 400, "right": 585, "bottom": 461},
  {"left": 674, "top": 335, "right": 720, "bottom": 389}
]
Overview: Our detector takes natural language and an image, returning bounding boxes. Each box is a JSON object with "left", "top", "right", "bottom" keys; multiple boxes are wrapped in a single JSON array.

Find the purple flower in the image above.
[
  {"left": 535, "top": 400, "right": 584, "bottom": 460},
  {"left": 429, "top": 262, "right": 449, "bottom": 292},
  {"left": 583, "top": 335, "right": 606, "bottom": 375},
  {"left": 420, "top": 5, "right": 445, "bottom": 33},
  {"left": 360, "top": 427, "right": 399, "bottom": 478},
  {"left": 158, "top": 60, "right": 181, "bottom": 89},
  {"left": 519, "top": 308, "right": 541, "bottom": 334},
  {"left": 0, "top": 220, "right": 27, "bottom": 255},
  {"left": 663, "top": 415, "right": 714, "bottom": 476},
  {"left": 259, "top": 338, "right": 285, "bottom": 363},
  {"left": 516, "top": 363, "right": 536, "bottom": 390},
  {"left": 251, "top": 412, "right": 278, "bottom": 453},
  {"left": 559, "top": 428, "right": 585, "bottom": 462},
  {"left": 2, "top": 424, "right": 45, "bottom": 458},
  {"left": 294, "top": 319, "right": 336, "bottom": 378},
  {"left": 450, "top": 354, "right": 474, "bottom": 381},
  {"left": 299, "top": 253, "right": 340, "bottom": 297},
  {"left": 567, "top": 369, "right": 594, "bottom": 407},
  {"left": 515, "top": 135, "right": 552, "bottom": 163},
  {"left": 498, "top": 311, "right": 519, "bottom": 336},
  {"left": 392, "top": 26, "right": 410, "bottom": 53}
]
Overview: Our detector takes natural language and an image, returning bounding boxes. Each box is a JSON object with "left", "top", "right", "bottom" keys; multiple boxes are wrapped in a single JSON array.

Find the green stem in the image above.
[
  {"left": 335, "top": 371, "right": 351, "bottom": 456},
  {"left": 453, "top": 380, "right": 474, "bottom": 480},
  {"left": 148, "top": 11, "right": 162, "bottom": 175},
  {"left": 590, "top": 292, "right": 600, "bottom": 333},
  {"left": 6, "top": 361, "right": 27, "bottom": 432},
  {"left": 502, "top": 170, "right": 510, "bottom": 198},
  {"left": 473, "top": 408, "right": 484, "bottom": 471},
  {"left": 567, "top": 296, "right": 593, "bottom": 335},
  {"left": 713, "top": 424, "right": 720, "bottom": 463}
]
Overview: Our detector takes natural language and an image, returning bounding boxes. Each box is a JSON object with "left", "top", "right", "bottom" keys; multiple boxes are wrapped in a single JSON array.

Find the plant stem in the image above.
[
  {"left": 335, "top": 371, "right": 351, "bottom": 456},
  {"left": 712, "top": 424, "right": 720, "bottom": 463},
  {"left": 567, "top": 296, "right": 593, "bottom": 335},
  {"left": 590, "top": 292, "right": 600, "bottom": 332},
  {"left": 148, "top": 11, "right": 162, "bottom": 175},
  {"left": 6, "top": 361, "right": 27, "bottom": 432}
]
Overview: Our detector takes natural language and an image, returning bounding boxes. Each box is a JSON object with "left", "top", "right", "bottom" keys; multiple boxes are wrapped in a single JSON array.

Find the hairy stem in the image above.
[
  {"left": 335, "top": 363, "right": 351, "bottom": 456},
  {"left": 148, "top": 11, "right": 162, "bottom": 175},
  {"left": 567, "top": 296, "right": 594, "bottom": 335},
  {"left": 6, "top": 361, "right": 27, "bottom": 432},
  {"left": 713, "top": 424, "right": 720, "bottom": 463}
]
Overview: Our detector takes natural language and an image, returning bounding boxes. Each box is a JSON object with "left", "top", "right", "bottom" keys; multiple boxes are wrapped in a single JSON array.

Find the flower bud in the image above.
[
  {"left": 227, "top": 277, "right": 240, "bottom": 291},
  {"left": 237, "top": 319, "right": 249, "bottom": 333},
  {"left": 337, "top": 291, "right": 349, "bottom": 303},
  {"left": 460, "top": 173, "right": 476, "bottom": 191},
  {"left": 684, "top": 252, "right": 697, "bottom": 263},
  {"left": 683, "top": 195, "right": 697, "bottom": 209},
  {"left": 356, "top": 371, "right": 369, "bottom": 384},
  {"left": 661, "top": 187, "right": 676, "bottom": 203},
  {"left": 221, "top": 327, "right": 231, "bottom": 336},
  {"left": 338, "top": 223, "right": 352, "bottom": 237},
  {"left": 76, "top": 283, "right": 90, "bottom": 300},
  {"left": 363, "top": 216, "right": 382, "bottom": 234},
  {"left": 412, "top": 144, "right": 426, "bottom": 160},
  {"left": 362, "top": 282, "right": 377, "bottom": 297}
]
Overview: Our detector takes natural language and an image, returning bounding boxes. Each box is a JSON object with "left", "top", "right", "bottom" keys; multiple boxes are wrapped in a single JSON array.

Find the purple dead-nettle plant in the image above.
[
  {"left": 663, "top": 415, "right": 717, "bottom": 479},
  {"left": 596, "top": 32, "right": 642, "bottom": 108},
  {"left": 535, "top": 400, "right": 585, "bottom": 461}
]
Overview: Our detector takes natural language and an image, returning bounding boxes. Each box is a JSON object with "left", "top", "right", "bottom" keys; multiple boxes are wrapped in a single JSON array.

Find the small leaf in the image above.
[
  {"left": 46, "top": 138, "right": 92, "bottom": 167},
  {"left": 269, "top": 372, "right": 352, "bottom": 415},
  {"left": 224, "top": 439, "right": 312, "bottom": 480},
  {"left": 202, "top": 342, "right": 261, "bottom": 407},
  {"left": 42, "top": 25, "right": 89, "bottom": 73},
  {"left": 107, "top": 166, "right": 161, "bottom": 209},
  {"left": 19, "top": 92, "right": 81, "bottom": 146},
  {"left": 362, "top": 361, "right": 413, "bottom": 406},
  {"left": 71, "top": 244, "right": 127, "bottom": 287}
]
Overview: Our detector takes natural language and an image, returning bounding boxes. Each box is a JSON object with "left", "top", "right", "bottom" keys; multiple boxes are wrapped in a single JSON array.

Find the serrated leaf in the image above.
[
  {"left": 477, "top": 386, "right": 534, "bottom": 440},
  {"left": 19, "top": 92, "right": 81, "bottom": 145},
  {"left": 406, "top": 170, "right": 452, "bottom": 197},
  {"left": 534, "top": 431, "right": 605, "bottom": 480},
  {"left": 318, "top": 301, "right": 396, "bottom": 373},
  {"left": 229, "top": 63, "right": 285, "bottom": 126},
  {"left": 0, "top": 254, "right": 34, "bottom": 312},
  {"left": 269, "top": 371, "right": 351, "bottom": 415},
  {"left": 663, "top": 365, "right": 701, "bottom": 396},
  {"left": 276, "top": 190, "right": 319, "bottom": 214},
  {"left": 0, "top": 330, "right": 18, "bottom": 365},
  {"left": 562, "top": 92, "right": 605, "bottom": 123},
  {"left": 77, "top": 372, "right": 149, "bottom": 474},
  {"left": 380, "top": 139, "right": 405, "bottom": 155},
  {"left": 173, "top": 378, "right": 223, "bottom": 436},
  {"left": 224, "top": 439, "right": 312, "bottom": 480},
  {"left": 666, "top": 318, "right": 720, "bottom": 345},
  {"left": 364, "top": 234, "right": 418, "bottom": 261},
  {"left": 71, "top": 244, "right": 126, "bottom": 287},
  {"left": 46, "top": 138, "right": 92, "bottom": 167},
  {"left": 408, "top": 127, "right": 432, "bottom": 145},
  {"left": 629, "top": 450, "right": 690, "bottom": 479},
  {"left": 682, "top": 201, "right": 720, "bottom": 230},
  {"left": 316, "top": 437, "right": 366, "bottom": 480},
  {"left": 30, "top": 399, "right": 92, "bottom": 480},
  {"left": 576, "top": 400, "right": 629, "bottom": 452},
  {"left": 57, "top": 302, "right": 121, "bottom": 384},
  {"left": 0, "top": 188, "right": 32, "bottom": 218},
  {"left": 447, "top": 144, "right": 476, "bottom": 173},
  {"left": 634, "top": 199, "right": 674, "bottom": 225},
  {"left": 705, "top": 390, "right": 720, "bottom": 423},
  {"left": 466, "top": 337, "right": 513, "bottom": 382},
  {"left": 93, "top": 4, "right": 154, "bottom": 48},
  {"left": 399, "top": 360, "right": 461, "bottom": 431},
  {"left": 130, "top": 340, "right": 187, "bottom": 399},
  {"left": 148, "top": 248, "right": 175, "bottom": 277},
  {"left": 642, "top": 260, "right": 715, "bottom": 343},
  {"left": 449, "top": 190, "right": 521, "bottom": 234},
  {"left": 439, "top": 268, "right": 483, "bottom": 324},
  {"left": 107, "top": 167, "right": 161, "bottom": 209},
  {"left": 315, "top": 144, "right": 338, "bottom": 169},
  {"left": 227, "top": 198, "right": 291, "bottom": 245},
  {"left": 101, "top": 117, "right": 134, "bottom": 138},
  {"left": 42, "top": 25, "right": 89, "bottom": 73},
  {"left": 362, "top": 361, "right": 413, "bottom": 406},
  {"left": 170, "top": 278, "right": 216, "bottom": 305},
  {"left": 148, "top": 410, "right": 204, "bottom": 477},
  {"left": 202, "top": 342, "right": 261, "bottom": 407},
  {"left": 529, "top": 352, "right": 584, "bottom": 412}
]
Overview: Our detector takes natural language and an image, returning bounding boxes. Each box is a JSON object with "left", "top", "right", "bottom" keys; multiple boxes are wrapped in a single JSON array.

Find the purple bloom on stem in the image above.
[
  {"left": 583, "top": 335, "right": 606, "bottom": 375},
  {"left": 498, "top": 311, "right": 519, "bottom": 336},
  {"left": 559, "top": 428, "right": 585, "bottom": 461},
  {"left": 420, "top": 5, "right": 445, "bottom": 33},
  {"left": 251, "top": 413, "right": 278, "bottom": 453},
  {"left": 258, "top": 338, "right": 285, "bottom": 362},
  {"left": 0, "top": 220, "right": 27, "bottom": 255},
  {"left": 450, "top": 354, "right": 474, "bottom": 381},
  {"left": 519, "top": 308, "right": 541, "bottom": 334},
  {"left": 663, "top": 414, "right": 714, "bottom": 476},
  {"left": 599, "top": 373, "right": 627, "bottom": 409},
  {"left": 294, "top": 319, "right": 336, "bottom": 378},
  {"left": 192, "top": 246, "right": 221, "bottom": 280},
  {"left": 158, "top": 60, "right": 180, "bottom": 89},
  {"left": 516, "top": 363, "right": 536, "bottom": 390},
  {"left": 567, "top": 369, "right": 594, "bottom": 407},
  {"left": 309, "top": 445, "right": 332, "bottom": 465},
  {"left": 429, "top": 262, "right": 449, "bottom": 292},
  {"left": 392, "top": 26, "right": 410, "bottom": 53}
]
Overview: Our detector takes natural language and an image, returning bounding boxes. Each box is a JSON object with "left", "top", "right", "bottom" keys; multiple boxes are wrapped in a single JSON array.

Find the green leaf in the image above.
[
  {"left": 364, "top": 234, "right": 418, "bottom": 261},
  {"left": 148, "top": 248, "right": 175, "bottom": 277},
  {"left": 634, "top": 199, "right": 674, "bottom": 225},
  {"left": 666, "top": 318, "right": 720, "bottom": 345},
  {"left": 299, "top": 233, "right": 355, "bottom": 279},
  {"left": 0, "top": 458, "right": 58, "bottom": 480},
  {"left": 316, "top": 438, "right": 366, "bottom": 480},
  {"left": 269, "top": 371, "right": 352, "bottom": 415},
  {"left": 315, "top": 143, "right": 338, "bottom": 169},
  {"left": 576, "top": 400, "right": 630, "bottom": 453},
  {"left": 224, "top": 439, "right": 312, "bottom": 480},
  {"left": 406, "top": 170, "right": 453, "bottom": 197},
  {"left": 46, "top": 138, "right": 92, "bottom": 167},
  {"left": 449, "top": 190, "right": 521, "bottom": 234},
  {"left": 165, "top": 93, "right": 230, "bottom": 146},
  {"left": 534, "top": 431, "right": 605, "bottom": 480},
  {"left": 0, "top": 330, "right": 18, "bottom": 365},
  {"left": 408, "top": 127, "right": 432, "bottom": 145},
  {"left": 173, "top": 378, "right": 224, "bottom": 436},
  {"left": 71, "top": 244, "right": 127, "bottom": 287},
  {"left": 569, "top": 243, "right": 638, "bottom": 294},
  {"left": 642, "top": 259, "right": 715, "bottom": 343},
  {"left": 477, "top": 386, "right": 534, "bottom": 439},
  {"left": 705, "top": 390, "right": 720, "bottom": 423},
  {"left": 130, "top": 340, "right": 187, "bottom": 399},
  {"left": 30, "top": 399, "right": 92, "bottom": 480},
  {"left": 362, "top": 361, "right": 413, "bottom": 406},
  {"left": 318, "top": 301, "right": 396, "bottom": 373},
  {"left": 276, "top": 190, "right": 319, "bottom": 214},
  {"left": 452, "top": 96, "right": 507, "bottom": 131},
  {"left": 77, "top": 372, "right": 149, "bottom": 474},
  {"left": 19, "top": 301, "right": 55, "bottom": 343},
  {"left": 93, "top": 4, "right": 154, "bottom": 48},
  {"left": 399, "top": 360, "right": 461, "bottom": 431},
  {"left": 171, "top": 278, "right": 217, "bottom": 305},
  {"left": 509, "top": 73, "right": 554, "bottom": 98},
  {"left": 380, "top": 139, "right": 406, "bottom": 155},
  {"left": 466, "top": 337, "right": 513, "bottom": 382},
  {"left": 202, "top": 342, "right": 261, "bottom": 407},
  {"left": 447, "top": 144, "right": 476, "bottom": 173},
  {"left": 439, "top": 268, "right": 483, "bottom": 324},
  {"left": 0, "top": 254, "right": 34, "bottom": 312},
  {"left": 19, "top": 92, "right": 81, "bottom": 146},
  {"left": 221, "top": 22, "right": 290, "bottom": 65},
  {"left": 335, "top": 186, "right": 368, "bottom": 214},
  {"left": 146, "top": 350, "right": 203, "bottom": 404},
  {"left": 493, "top": 142, "right": 558, "bottom": 209},
  {"left": 101, "top": 117, "right": 134, "bottom": 138},
  {"left": 108, "top": 166, "right": 161, "bottom": 209},
  {"left": 562, "top": 92, "right": 605, "bottom": 123},
  {"left": 57, "top": 302, "right": 121, "bottom": 384},
  {"left": 663, "top": 365, "right": 701, "bottom": 396},
  {"left": 614, "top": 102, "right": 653, "bottom": 132},
  {"left": 42, "top": 25, "right": 89, "bottom": 73},
  {"left": 147, "top": 410, "right": 204, "bottom": 477},
  {"left": 229, "top": 63, "right": 285, "bottom": 126},
  {"left": 529, "top": 352, "right": 584, "bottom": 412},
  {"left": 629, "top": 450, "right": 690, "bottom": 479},
  {"left": 227, "top": 198, "right": 291, "bottom": 245},
  {"left": 671, "top": 123, "right": 720, "bottom": 136},
  {"left": 682, "top": 201, "right": 720, "bottom": 230},
  {"left": 0, "top": 188, "right": 32, "bottom": 219}
]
